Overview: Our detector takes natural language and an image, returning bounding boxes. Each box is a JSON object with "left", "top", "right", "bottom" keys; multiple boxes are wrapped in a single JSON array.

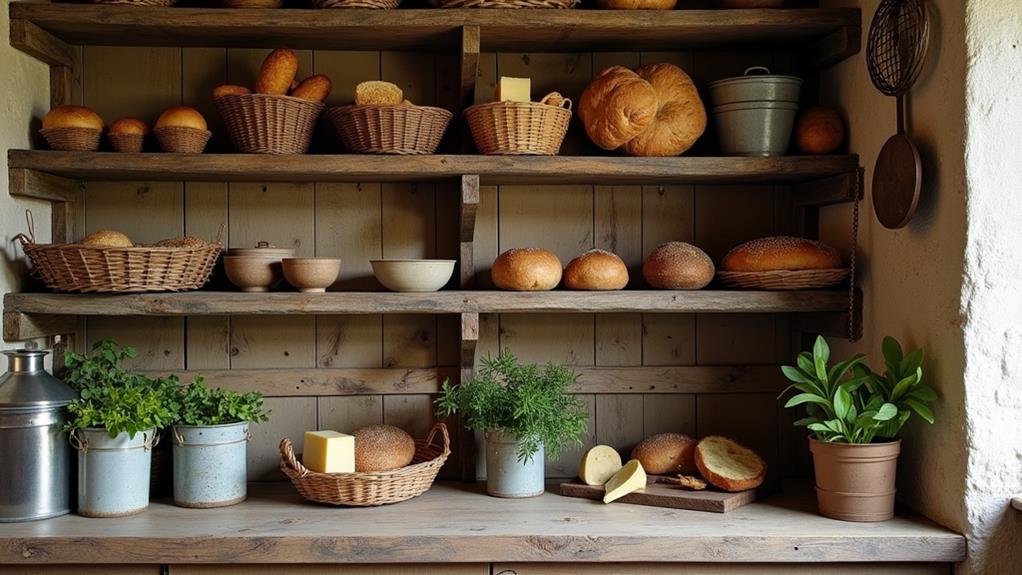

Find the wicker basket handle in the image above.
[
  {"left": 18, "top": 209, "right": 37, "bottom": 244},
  {"left": 213, "top": 223, "right": 225, "bottom": 246},
  {"left": 425, "top": 422, "right": 451, "bottom": 458},
  {"left": 560, "top": 98, "right": 573, "bottom": 111},
  {"left": 279, "top": 438, "right": 311, "bottom": 478}
]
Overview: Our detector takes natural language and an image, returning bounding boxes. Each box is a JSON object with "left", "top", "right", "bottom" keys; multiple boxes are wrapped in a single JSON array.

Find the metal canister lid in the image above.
[
  {"left": 0, "top": 350, "right": 78, "bottom": 409},
  {"left": 707, "top": 66, "right": 804, "bottom": 89}
]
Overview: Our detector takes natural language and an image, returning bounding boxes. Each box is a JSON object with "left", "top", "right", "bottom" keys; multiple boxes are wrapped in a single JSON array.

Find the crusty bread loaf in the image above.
[
  {"left": 563, "top": 249, "right": 628, "bottom": 290},
  {"left": 213, "top": 84, "right": 252, "bottom": 99},
  {"left": 631, "top": 433, "right": 697, "bottom": 475},
  {"left": 643, "top": 241, "right": 714, "bottom": 289},
  {"left": 621, "top": 63, "right": 706, "bottom": 157},
  {"left": 255, "top": 48, "right": 299, "bottom": 95},
  {"left": 155, "top": 106, "right": 207, "bottom": 131},
  {"left": 492, "top": 248, "right": 562, "bottom": 291},
  {"left": 721, "top": 236, "right": 842, "bottom": 272},
  {"left": 82, "top": 230, "right": 133, "bottom": 248},
  {"left": 694, "top": 436, "right": 766, "bottom": 492},
  {"left": 42, "top": 105, "right": 103, "bottom": 131},
  {"left": 290, "top": 74, "right": 332, "bottom": 103},
  {"left": 598, "top": 0, "right": 677, "bottom": 8},
  {"left": 353, "top": 424, "right": 416, "bottom": 473},
  {"left": 355, "top": 81, "right": 403, "bottom": 106},
  {"left": 108, "top": 118, "right": 148, "bottom": 136}
]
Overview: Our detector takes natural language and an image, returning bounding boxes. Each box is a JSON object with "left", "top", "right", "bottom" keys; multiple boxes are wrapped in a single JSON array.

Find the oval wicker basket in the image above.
[
  {"left": 465, "top": 100, "right": 572, "bottom": 155},
  {"left": 280, "top": 423, "right": 450, "bottom": 507},
  {"left": 216, "top": 93, "right": 326, "bottom": 155},
  {"left": 312, "top": 0, "right": 399, "bottom": 7},
  {"left": 717, "top": 268, "right": 850, "bottom": 290},
  {"left": 39, "top": 127, "right": 102, "bottom": 152},
  {"left": 432, "top": 0, "right": 577, "bottom": 7},
  {"left": 328, "top": 104, "right": 452, "bottom": 155}
]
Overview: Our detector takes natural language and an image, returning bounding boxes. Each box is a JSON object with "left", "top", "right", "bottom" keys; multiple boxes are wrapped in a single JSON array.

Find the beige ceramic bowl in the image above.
[
  {"left": 370, "top": 259, "right": 455, "bottom": 292},
  {"left": 283, "top": 258, "right": 341, "bottom": 293},
  {"left": 224, "top": 256, "right": 283, "bottom": 292}
]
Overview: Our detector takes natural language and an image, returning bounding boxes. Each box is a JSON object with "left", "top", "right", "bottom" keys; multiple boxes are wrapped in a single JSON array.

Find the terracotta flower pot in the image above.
[{"left": 809, "top": 437, "right": 901, "bottom": 522}]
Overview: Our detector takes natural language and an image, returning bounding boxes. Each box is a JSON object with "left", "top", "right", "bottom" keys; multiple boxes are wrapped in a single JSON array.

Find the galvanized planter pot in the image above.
[
  {"left": 74, "top": 427, "right": 156, "bottom": 518},
  {"left": 172, "top": 421, "right": 249, "bottom": 508},
  {"left": 708, "top": 66, "right": 803, "bottom": 157},
  {"left": 484, "top": 430, "right": 544, "bottom": 498}
]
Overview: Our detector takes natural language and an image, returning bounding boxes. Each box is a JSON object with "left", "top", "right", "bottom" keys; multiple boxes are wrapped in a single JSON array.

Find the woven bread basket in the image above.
[
  {"left": 154, "top": 127, "right": 212, "bottom": 153},
  {"left": 717, "top": 268, "right": 850, "bottom": 290},
  {"left": 465, "top": 99, "right": 572, "bottom": 155},
  {"left": 329, "top": 104, "right": 452, "bottom": 155},
  {"left": 108, "top": 133, "right": 145, "bottom": 153},
  {"left": 280, "top": 422, "right": 450, "bottom": 506},
  {"left": 312, "top": 0, "right": 399, "bottom": 7},
  {"left": 92, "top": 0, "right": 177, "bottom": 5},
  {"left": 39, "top": 127, "right": 102, "bottom": 152},
  {"left": 216, "top": 93, "right": 326, "bottom": 155},
  {"left": 432, "top": 0, "right": 577, "bottom": 7}
]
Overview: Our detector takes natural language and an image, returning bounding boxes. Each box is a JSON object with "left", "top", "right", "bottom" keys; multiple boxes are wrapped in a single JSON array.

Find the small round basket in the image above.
[
  {"left": 154, "top": 127, "right": 212, "bottom": 154},
  {"left": 311, "top": 0, "right": 399, "bottom": 7},
  {"left": 216, "top": 93, "right": 325, "bottom": 155},
  {"left": 328, "top": 104, "right": 452, "bottom": 155},
  {"left": 432, "top": 0, "right": 577, "bottom": 7},
  {"left": 465, "top": 99, "right": 572, "bottom": 155},
  {"left": 39, "top": 127, "right": 102, "bottom": 152},
  {"left": 280, "top": 423, "right": 450, "bottom": 507},
  {"left": 108, "top": 133, "right": 145, "bottom": 153},
  {"left": 91, "top": 0, "right": 177, "bottom": 5},
  {"left": 717, "top": 268, "right": 850, "bottom": 290}
]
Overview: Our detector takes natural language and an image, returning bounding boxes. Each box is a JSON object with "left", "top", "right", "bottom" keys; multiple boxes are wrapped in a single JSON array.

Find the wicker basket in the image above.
[
  {"left": 39, "top": 127, "right": 102, "bottom": 152},
  {"left": 312, "top": 0, "right": 399, "bottom": 7},
  {"left": 92, "top": 0, "right": 177, "bottom": 5},
  {"left": 717, "top": 268, "right": 850, "bottom": 290},
  {"left": 465, "top": 100, "right": 572, "bottom": 155},
  {"left": 154, "top": 127, "right": 212, "bottom": 153},
  {"left": 432, "top": 0, "right": 576, "bottom": 7},
  {"left": 329, "top": 105, "right": 452, "bottom": 155},
  {"left": 108, "top": 133, "right": 145, "bottom": 153},
  {"left": 280, "top": 423, "right": 450, "bottom": 507},
  {"left": 216, "top": 93, "right": 325, "bottom": 155}
]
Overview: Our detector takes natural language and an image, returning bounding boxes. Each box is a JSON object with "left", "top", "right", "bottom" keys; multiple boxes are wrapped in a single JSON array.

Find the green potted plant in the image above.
[
  {"left": 64, "top": 341, "right": 176, "bottom": 518},
  {"left": 171, "top": 377, "right": 269, "bottom": 508},
  {"left": 780, "top": 335, "right": 937, "bottom": 522},
  {"left": 437, "top": 351, "right": 589, "bottom": 498}
]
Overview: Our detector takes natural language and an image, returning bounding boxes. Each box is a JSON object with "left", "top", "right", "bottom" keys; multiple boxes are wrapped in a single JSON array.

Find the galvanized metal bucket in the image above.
[
  {"left": 484, "top": 430, "right": 544, "bottom": 498},
  {"left": 73, "top": 427, "right": 156, "bottom": 518},
  {"left": 708, "top": 66, "right": 803, "bottom": 157},
  {"left": 172, "top": 421, "right": 249, "bottom": 508}
]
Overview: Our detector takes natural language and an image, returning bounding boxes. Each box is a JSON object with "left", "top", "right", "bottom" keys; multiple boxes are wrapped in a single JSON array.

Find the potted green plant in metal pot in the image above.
[
  {"left": 436, "top": 351, "right": 589, "bottom": 498},
  {"left": 780, "top": 335, "right": 937, "bottom": 522}
]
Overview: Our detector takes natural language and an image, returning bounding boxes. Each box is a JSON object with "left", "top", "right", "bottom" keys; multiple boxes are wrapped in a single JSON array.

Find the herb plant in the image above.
[
  {"left": 780, "top": 335, "right": 937, "bottom": 444},
  {"left": 175, "top": 377, "right": 269, "bottom": 426},
  {"left": 436, "top": 351, "right": 589, "bottom": 462}
]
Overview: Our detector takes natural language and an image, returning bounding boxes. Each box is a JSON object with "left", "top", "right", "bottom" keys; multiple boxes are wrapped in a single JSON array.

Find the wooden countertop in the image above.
[{"left": 0, "top": 482, "right": 964, "bottom": 564}]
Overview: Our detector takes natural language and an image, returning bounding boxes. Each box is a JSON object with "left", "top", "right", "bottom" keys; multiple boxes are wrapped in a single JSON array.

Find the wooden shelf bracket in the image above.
[{"left": 459, "top": 174, "right": 480, "bottom": 289}]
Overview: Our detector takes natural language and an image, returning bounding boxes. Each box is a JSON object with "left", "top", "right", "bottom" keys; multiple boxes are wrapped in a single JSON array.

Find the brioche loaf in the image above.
[
  {"left": 290, "top": 74, "right": 332, "bottom": 103},
  {"left": 631, "top": 433, "right": 698, "bottom": 475},
  {"left": 563, "top": 249, "right": 628, "bottom": 290},
  {"left": 621, "top": 63, "right": 706, "bottom": 157},
  {"left": 256, "top": 49, "right": 299, "bottom": 95},
  {"left": 694, "top": 436, "right": 766, "bottom": 492},
  {"left": 353, "top": 424, "right": 415, "bottom": 473},
  {"left": 213, "top": 84, "right": 252, "bottom": 99},
  {"left": 643, "top": 241, "right": 714, "bottom": 289},
  {"left": 355, "top": 81, "right": 403, "bottom": 106},
  {"left": 492, "top": 248, "right": 562, "bottom": 291},
  {"left": 42, "top": 105, "right": 103, "bottom": 131},
  {"left": 109, "top": 118, "right": 148, "bottom": 136},
  {"left": 155, "top": 106, "right": 207, "bottom": 131},
  {"left": 721, "top": 236, "right": 842, "bottom": 272},
  {"left": 82, "top": 230, "right": 133, "bottom": 248}
]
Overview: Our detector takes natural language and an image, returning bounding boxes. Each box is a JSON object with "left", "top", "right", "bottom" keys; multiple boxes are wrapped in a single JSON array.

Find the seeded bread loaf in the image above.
[
  {"left": 355, "top": 81, "right": 403, "bottom": 106},
  {"left": 721, "top": 236, "right": 842, "bottom": 272},
  {"left": 352, "top": 424, "right": 415, "bottom": 473},
  {"left": 631, "top": 433, "right": 698, "bottom": 475},
  {"left": 643, "top": 241, "right": 715, "bottom": 289}
]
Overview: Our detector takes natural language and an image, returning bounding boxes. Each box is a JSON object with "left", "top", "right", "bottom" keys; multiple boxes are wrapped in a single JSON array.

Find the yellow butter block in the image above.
[
  {"left": 303, "top": 430, "right": 355, "bottom": 474},
  {"left": 495, "top": 77, "right": 531, "bottom": 103}
]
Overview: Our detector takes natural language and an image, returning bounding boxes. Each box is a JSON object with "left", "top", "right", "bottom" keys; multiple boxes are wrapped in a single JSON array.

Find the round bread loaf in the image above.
[
  {"left": 290, "top": 74, "right": 332, "bottom": 103},
  {"left": 42, "top": 105, "right": 103, "bottom": 131},
  {"left": 597, "top": 0, "right": 676, "bottom": 8},
  {"left": 721, "top": 236, "right": 842, "bottom": 272},
  {"left": 82, "top": 230, "right": 133, "bottom": 248},
  {"left": 155, "top": 106, "right": 207, "bottom": 131},
  {"left": 694, "top": 436, "right": 766, "bottom": 492},
  {"left": 620, "top": 63, "right": 707, "bottom": 157},
  {"left": 109, "top": 118, "right": 148, "bottom": 136},
  {"left": 256, "top": 48, "right": 299, "bottom": 96},
  {"left": 796, "top": 107, "right": 845, "bottom": 155},
  {"left": 631, "top": 433, "right": 697, "bottom": 475},
  {"left": 643, "top": 241, "right": 714, "bottom": 289},
  {"left": 355, "top": 81, "right": 404, "bottom": 106},
  {"left": 353, "top": 424, "right": 416, "bottom": 473},
  {"left": 492, "top": 248, "right": 562, "bottom": 291},
  {"left": 213, "top": 84, "right": 252, "bottom": 99},
  {"left": 563, "top": 249, "right": 628, "bottom": 290}
]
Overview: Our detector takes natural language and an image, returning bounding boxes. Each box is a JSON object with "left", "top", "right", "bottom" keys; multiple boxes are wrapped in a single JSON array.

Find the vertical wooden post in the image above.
[
  {"left": 459, "top": 174, "right": 480, "bottom": 289},
  {"left": 459, "top": 26, "right": 480, "bottom": 153},
  {"left": 458, "top": 312, "right": 480, "bottom": 481}
]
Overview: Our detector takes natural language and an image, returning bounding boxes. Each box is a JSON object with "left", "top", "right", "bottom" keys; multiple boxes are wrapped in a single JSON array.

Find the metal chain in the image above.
[{"left": 848, "top": 168, "right": 863, "bottom": 341}]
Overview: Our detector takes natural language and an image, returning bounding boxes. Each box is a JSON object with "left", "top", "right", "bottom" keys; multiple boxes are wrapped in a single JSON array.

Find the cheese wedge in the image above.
[
  {"left": 578, "top": 445, "right": 623, "bottom": 486},
  {"left": 603, "top": 459, "right": 646, "bottom": 504},
  {"left": 302, "top": 430, "right": 355, "bottom": 474},
  {"left": 495, "top": 77, "right": 531, "bottom": 103}
]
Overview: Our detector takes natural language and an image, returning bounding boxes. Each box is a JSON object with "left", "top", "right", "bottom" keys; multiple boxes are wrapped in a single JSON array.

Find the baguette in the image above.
[{"left": 256, "top": 48, "right": 299, "bottom": 96}]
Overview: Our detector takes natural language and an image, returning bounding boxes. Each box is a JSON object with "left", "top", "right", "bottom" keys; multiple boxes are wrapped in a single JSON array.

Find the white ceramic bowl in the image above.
[{"left": 370, "top": 259, "right": 456, "bottom": 292}]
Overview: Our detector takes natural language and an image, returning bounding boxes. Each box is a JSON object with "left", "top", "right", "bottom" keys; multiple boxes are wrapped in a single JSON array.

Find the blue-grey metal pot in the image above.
[
  {"left": 172, "top": 421, "right": 249, "bottom": 508},
  {"left": 712, "top": 101, "right": 801, "bottom": 157},
  {"left": 484, "top": 430, "right": 544, "bottom": 498},
  {"left": 74, "top": 427, "right": 155, "bottom": 518}
]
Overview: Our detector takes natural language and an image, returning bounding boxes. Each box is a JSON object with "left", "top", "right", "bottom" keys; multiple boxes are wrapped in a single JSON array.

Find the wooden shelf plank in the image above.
[
  {"left": 7, "top": 151, "right": 860, "bottom": 185},
  {"left": 10, "top": 4, "right": 860, "bottom": 58}
]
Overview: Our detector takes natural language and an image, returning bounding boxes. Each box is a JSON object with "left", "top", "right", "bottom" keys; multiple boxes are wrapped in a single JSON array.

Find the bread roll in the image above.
[
  {"left": 155, "top": 106, "right": 207, "bottom": 131},
  {"left": 597, "top": 0, "right": 677, "bottom": 10},
  {"left": 82, "top": 230, "right": 133, "bottom": 248},
  {"left": 42, "top": 105, "right": 103, "bottom": 131},
  {"left": 353, "top": 424, "right": 415, "bottom": 472},
  {"left": 796, "top": 107, "right": 845, "bottom": 155},
  {"left": 721, "top": 236, "right": 842, "bottom": 272},
  {"left": 290, "top": 74, "right": 332, "bottom": 103},
  {"left": 643, "top": 241, "right": 714, "bottom": 289},
  {"left": 255, "top": 48, "right": 299, "bottom": 95},
  {"left": 109, "top": 118, "right": 148, "bottom": 136},
  {"left": 491, "top": 248, "right": 562, "bottom": 291},
  {"left": 631, "top": 433, "right": 697, "bottom": 475},
  {"left": 694, "top": 436, "right": 766, "bottom": 492},
  {"left": 355, "top": 81, "right": 403, "bottom": 106},
  {"left": 620, "top": 63, "right": 706, "bottom": 157},
  {"left": 579, "top": 66, "right": 658, "bottom": 150},
  {"left": 213, "top": 84, "right": 251, "bottom": 99},
  {"left": 563, "top": 249, "right": 628, "bottom": 290}
]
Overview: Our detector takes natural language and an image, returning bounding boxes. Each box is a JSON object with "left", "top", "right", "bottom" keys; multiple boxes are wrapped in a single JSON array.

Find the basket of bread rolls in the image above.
[
  {"left": 328, "top": 81, "right": 452, "bottom": 155},
  {"left": 279, "top": 423, "right": 450, "bottom": 507},
  {"left": 465, "top": 77, "right": 572, "bottom": 155},
  {"left": 107, "top": 118, "right": 149, "bottom": 153},
  {"left": 214, "top": 49, "right": 329, "bottom": 155},
  {"left": 39, "top": 105, "right": 104, "bottom": 152},
  {"left": 15, "top": 211, "right": 222, "bottom": 293},
  {"left": 153, "top": 106, "right": 211, "bottom": 153},
  {"left": 717, "top": 236, "right": 850, "bottom": 290}
]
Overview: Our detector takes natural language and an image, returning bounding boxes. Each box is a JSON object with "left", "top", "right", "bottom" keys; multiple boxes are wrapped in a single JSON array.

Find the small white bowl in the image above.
[{"left": 370, "top": 259, "right": 456, "bottom": 292}]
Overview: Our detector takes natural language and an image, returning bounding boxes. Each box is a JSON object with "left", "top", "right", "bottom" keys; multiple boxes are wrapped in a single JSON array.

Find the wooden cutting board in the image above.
[{"left": 559, "top": 476, "right": 757, "bottom": 513}]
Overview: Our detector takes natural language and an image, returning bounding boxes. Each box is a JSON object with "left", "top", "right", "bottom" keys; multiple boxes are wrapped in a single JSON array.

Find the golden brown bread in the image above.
[
  {"left": 621, "top": 63, "right": 706, "bottom": 157},
  {"left": 631, "top": 433, "right": 698, "bottom": 475},
  {"left": 694, "top": 436, "right": 767, "bottom": 492},
  {"left": 255, "top": 48, "right": 299, "bottom": 96},
  {"left": 563, "top": 249, "right": 628, "bottom": 290},
  {"left": 154, "top": 237, "right": 207, "bottom": 248},
  {"left": 213, "top": 84, "right": 252, "bottom": 99},
  {"left": 353, "top": 424, "right": 415, "bottom": 473},
  {"left": 643, "top": 241, "right": 715, "bottom": 289},
  {"left": 355, "top": 81, "right": 404, "bottom": 106},
  {"left": 108, "top": 118, "right": 148, "bottom": 136},
  {"left": 796, "top": 107, "right": 845, "bottom": 155},
  {"left": 82, "top": 230, "right": 133, "bottom": 248},
  {"left": 290, "top": 74, "right": 332, "bottom": 103},
  {"left": 42, "top": 105, "right": 103, "bottom": 131},
  {"left": 155, "top": 106, "right": 207, "bottom": 131},
  {"left": 491, "top": 248, "right": 562, "bottom": 291},
  {"left": 721, "top": 236, "right": 842, "bottom": 272},
  {"left": 579, "top": 66, "right": 658, "bottom": 150},
  {"left": 597, "top": 0, "right": 677, "bottom": 9}
]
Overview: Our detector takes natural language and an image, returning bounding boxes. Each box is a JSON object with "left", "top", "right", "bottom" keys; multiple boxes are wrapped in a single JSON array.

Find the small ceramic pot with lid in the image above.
[{"left": 224, "top": 241, "right": 295, "bottom": 292}]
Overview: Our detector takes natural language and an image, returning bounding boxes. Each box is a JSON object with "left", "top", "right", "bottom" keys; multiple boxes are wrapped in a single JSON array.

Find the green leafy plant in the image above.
[
  {"left": 779, "top": 336, "right": 937, "bottom": 444},
  {"left": 175, "top": 376, "right": 269, "bottom": 426},
  {"left": 436, "top": 351, "right": 589, "bottom": 462}
]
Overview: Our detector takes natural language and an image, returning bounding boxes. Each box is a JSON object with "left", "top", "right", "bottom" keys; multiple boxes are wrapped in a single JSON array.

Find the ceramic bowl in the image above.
[
  {"left": 224, "top": 256, "right": 283, "bottom": 292},
  {"left": 370, "top": 259, "right": 456, "bottom": 292},
  {"left": 282, "top": 258, "right": 341, "bottom": 293}
]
